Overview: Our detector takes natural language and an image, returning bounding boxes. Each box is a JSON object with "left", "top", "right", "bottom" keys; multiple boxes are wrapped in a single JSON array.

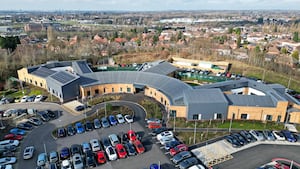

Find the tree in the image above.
[
  {"left": 293, "top": 32, "right": 299, "bottom": 42},
  {"left": 291, "top": 50, "right": 299, "bottom": 61},
  {"left": 235, "top": 28, "right": 241, "bottom": 35},
  {"left": 281, "top": 47, "right": 288, "bottom": 54},
  {"left": 228, "top": 27, "right": 234, "bottom": 34},
  {"left": 236, "top": 36, "right": 242, "bottom": 48}
]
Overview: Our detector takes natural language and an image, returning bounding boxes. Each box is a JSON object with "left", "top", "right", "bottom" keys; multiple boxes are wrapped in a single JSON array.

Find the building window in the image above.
[
  {"left": 120, "top": 87, "right": 122, "bottom": 92},
  {"left": 164, "top": 100, "right": 166, "bottom": 105},
  {"left": 40, "top": 83, "right": 43, "bottom": 87},
  {"left": 127, "top": 87, "right": 131, "bottom": 92},
  {"left": 277, "top": 115, "right": 281, "bottom": 123},
  {"left": 112, "top": 88, "right": 114, "bottom": 93},
  {"left": 170, "top": 110, "right": 176, "bottom": 117},
  {"left": 154, "top": 92, "right": 156, "bottom": 96},
  {"left": 160, "top": 97, "right": 163, "bottom": 103},
  {"left": 103, "top": 88, "right": 106, "bottom": 93},
  {"left": 95, "top": 89, "right": 99, "bottom": 95},
  {"left": 214, "top": 113, "right": 222, "bottom": 119},
  {"left": 30, "top": 79, "right": 32, "bottom": 83},
  {"left": 241, "top": 114, "right": 248, "bottom": 119},
  {"left": 265, "top": 115, "right": 272, "bottom": 121},
  {"left": 34, "top": 81, "right": 37, "bottom": 85},
  {"left": 150, "top": 91, "right": 152, "bottom": 95},
  {"left": 87, "top": 91, "right": 91, "bottom": 96},
  {"left": 192, "top": 114, "right": 198, "bottom": 120}
]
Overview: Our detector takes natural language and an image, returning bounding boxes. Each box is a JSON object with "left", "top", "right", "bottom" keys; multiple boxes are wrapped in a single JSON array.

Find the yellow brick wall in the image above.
[
  {"left": 289, "top": 111, "right": 300, "bottom": 124},
  {"left": 169, "top": 105, "right": 187, "bottom": 118},
  {"left": 80, "top": 84, "right": 135, "bottom": 97},
  {"left": 17, "top": 68, "right": 47, "bottom": 89}
]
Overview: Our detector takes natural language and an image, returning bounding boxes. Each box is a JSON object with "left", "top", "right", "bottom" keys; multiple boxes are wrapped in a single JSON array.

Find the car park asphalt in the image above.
[{"left": 0, "top": 101, "right": 174, "bottom": 169}]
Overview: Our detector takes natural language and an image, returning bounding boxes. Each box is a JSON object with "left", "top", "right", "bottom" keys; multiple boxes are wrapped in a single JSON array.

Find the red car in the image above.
[
  {"left": 169, "top": 144, "right": 188, "bottom": 156},
  {"left": 133, "top": 140, "right": 145, "bottom": 154},
  {"left": 4, "top": 133, "right": 23, "bottom": 140},
  {"left": 115, "top": 144, "right": 127, "bottom": 159},
  {"left": 148, "top": 122, "right": 162, "bottom": 129},
  {"left": 96, "top": 151, "right": 106, "bottom": 164},
  {"left": 127, "top": 130, "right": 137, "bottom": 142}
]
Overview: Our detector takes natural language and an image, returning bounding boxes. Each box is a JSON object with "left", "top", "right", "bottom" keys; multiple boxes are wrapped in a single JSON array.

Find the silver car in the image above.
[
  {"left": 23, "top": 146, "right": 35, "bottom": 160},
  {"left": 72, "top": 153, "right": 84, "bottom": 169}
]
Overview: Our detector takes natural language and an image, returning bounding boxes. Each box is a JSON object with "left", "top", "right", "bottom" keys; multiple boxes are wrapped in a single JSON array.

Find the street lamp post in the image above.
[{"left": 193, "top": 120, "right": 197, "bottom": 144}]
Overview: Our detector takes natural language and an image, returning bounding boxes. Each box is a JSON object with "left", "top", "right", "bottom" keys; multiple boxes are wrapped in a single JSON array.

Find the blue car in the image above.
[
  {"left": 108, "top": 115, "right": 117, "bottom": 126},
  {"left": 60, "top": 147, "right": 70, "bottom": 160},
  {"left": 75, "top": 122, "right": 85, "bottom": 134},
  {"left": 10, "top": 128, "right": 26, "bottom": 135},
  {"left": 281, "top": 130, "right": 297, "bottom": 142}
]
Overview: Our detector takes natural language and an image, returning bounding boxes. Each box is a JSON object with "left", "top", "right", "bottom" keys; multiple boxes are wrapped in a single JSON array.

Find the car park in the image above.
[
  {"left": 93, "top": 118, "right": 101, "bottom": 129},
  {"left": 115, "top": 143, "right": 127, "bottom": 159},
  {"left": 57, "top": 128, "right": 66, "bottom": 138},
  {"left": 172, "top": 151, "right": 192, "bottom": 164},
  {"left": 61, "top": 159, "right": 72, "bottom": 169},
  {"left": 127, "top": 130, "right": 137, "bottom": 142},
  {"left": 96, "top": 151, "right": 106, "bottom": 164},
  {"left": 116, "top": 114, "right": 125, "bottom": 124},
  {"left": 72, "top": 153, "right": 84, "bottom": 169},
  {"left": 108, "top": 134, "right": 120, "bottom": 146},
  {"left": 67, "top": 125, "right": 76, "bottom": 136},
  {"left": 132, "top": 139, "right": 145, "bottom": 154},
  {"left": 178, "top": 157, "right": 199, "bottom": 169},
  {"left": 37, "top": 153, "right": 47, "bottom": 166},
  {"left": 263, "top": 130, "right": 276, "bottom": 141},
  {"left": 49, "top": 151, "right": 58, "bottom": 163},
  {"left": 249, "top": 130, "right": 265, "bottom": 141},
  {"left": 90, "top": 139, "right": 101, "bottom": 152},
  {"left": 124, "top": 142, "right": 136, "bottom": 156},
  {"left": 86, "top": 150, "right": 97, "bottom": 167},
  {"left": 0, "top": 157, "right": 16, "bottom": 166},
  {"left": 105, "top": 146, "right": 117, "bottom": 161},
  {"left": 60, "top": 147, "right": 70, "bottom": 160},
  {"left": 0, "top": 140, "right": 19, "bottom": 147},
  {"left": 82, "top": 142, "right": 91, "bottom": 153},
  {"left": 17, "top": 122, "right": 33, "bottom": 130},
  {"left": 101, "top": 117, "right": 110, "bottom": 128},
  {"left": 4, "top": 134, "right": 23, "bottom": 141},
  {"left": 75, "top": 122, "right": 85, "bottom": 134},
  {"left": 28, "top": 117, "right": 43, "bottom": 126},
  {"left": 23, "top": 146, "right": 35, "bottom": 160},
  {"left": 124, "top": 115, "right": 133, "bottom": 123},
  {"left": 108, "top": 115, "right": 118, "bottom": 126},
  {"left": 169, "top": 144, "right": 188, "bottom": 156},
  {"left": 10, "top": 128, "right": 25, "bottom": 135},
  {"left": 85, "top": 121, "right": 93, "bottom": 131},
  {"left": 272, "top": 130, "right": 286, "bottom": 141},
  {"left": 70, "top": 144, "right": 83, "bottom": 156},
  {"left": 281, "top": 130, "right": 297, "bottom": 142}
]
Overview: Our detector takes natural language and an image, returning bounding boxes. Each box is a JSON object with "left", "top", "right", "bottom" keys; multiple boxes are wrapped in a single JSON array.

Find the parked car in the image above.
[
  {"left": 9, "top": 128, "right": 25, "bottom": 135},
  {"left": 37, "top": 111, "right": 50, "bottom": 122},
  {"left": 85, "top": 121, "right": 93, "bottom": 131},
  {"left": 0, "top": 164, "right": 13, "bottom": 169},
  {"left": 0, "top": 140, "right": 19, "bottom": 147},
  {"left": 101, "top": 138, "right": 111, "bottom": 149},
  {"left": 45, "top": 110, "right": 56, "bottom": 119},
  {"left": 224, "top": 135, "right": 241, "bottom": 148},
  {"left": 121, "top": 132, "right": 129, "bottom": 143},
  {"left": 188, "top": 164, "right": 206, "bottom": 169},
  {"left": 49, "top": 151, "right": 58, "bottom": 163},
  {"left": 70, "top": 144, "right": 82, "bottom": 156},
  {"left": 26, "top": 95, "right": 36, "bottom": 102},
  {"left": 75, "top": 122, "right": 85, "bottom": 134},
  {"left": 150, "top": 127, "right": 169, "bottom": 136},
  {"left": 28, "top": 117, "right": 43, "bottom": 126},
  {"left": 116, "top": 114, "right": 125, "bottom": 124},
  {"left": 93, "top": 118, "right": 101, "bottom": 129},
  {"left": 90, "top": 139, "right": 101, "bottom": 152},
  {"left": 240, "top": 130, "right": 256, "bottom": 142},
  {"left": 67, "top": 125, "right": 76, "bottom": 136},
  {"left": 37, "top": 153, "right": 47, "bottom": 166},
  {"left": 263, "top": 130, "right": 276, "bottom": 141},
  {"left": 49, "top": 163, "right": 58, "bottom": 169},
  {"left": 34, "top": 95, "right": 46, "bottom": 102},
  {"left": 1, "top": 145, "right": 17, "bottom": 152},
  {"left": 96, "top": 151, "right": 106, "bottom": 164},
  {"left": 281, "top": 130, "right": 297, "bottom": 142},
  {"left": 127, "top": 130, "right": 137, "bottom": 142},
  {"left": 3, "top": 109, "right": 16, "bottom": 117},
  {"left": 0, "top": 157, "right": 16, "bottom": 166},
  {"left": 61, "top": 159, "right": 72, "bottom": 169},
  {"left": 72, "top": 153, "right": 84, "bottom": 169},
  {"left": 160, "top": 137, "right": 176, "bottom": 145},
  {"left": 20, "top": 96, "right": 28, "bottom": 103},
  {"left": 170, "top": 144, "right": 188, "bottom": 156},
  {"left": 146, "top": 118, "right": 161, "bottom": 124},
  {"left": 124, "top": 142, "right": 136, "bottom": 156},
  {"left": 165, "top": 140, "right": 181, "bottom": 151},
  {"left": 249, "top": 130, "right": 265, "bottom": 141},
  {"left": 178, "top": 157, "right": 199, "bottom": 169},
  {"left": 57, "top": 128, "right": 66, "bottom": 138},
  {"left": 4, "top": 134, "right": 23, "bottom": 141},
  {"left": 75, "top": 105, "right": 85, "bottom": 111},
  {"left": 108, "top": 115, "right": 118, "bottom": 126},
  {"left": 17, "top": 122, "right": 33, "bottom": 130},
  {"left": 272, "top": 130, "right": 286, "bottom": 141},
  {"left": 231, "top": 133, "right": 247, "bottom": 145},
  {"left": 108, "top": 134, "right": 120, "bottom": 146},
  {"left": 85, "top": 150, "right": 97, "bottom": 167},
  {"left": 132, "top": 140, "right": 145, "bottom": 154},
  {"left": 172, "top": 151, "right": 192, "bottom": 164},
  {"left": 115, "top": 144, "right": 127, "bottom": 159},
  {"left": 124, "top": 115, "right": 134, "bottom": 123},
  {"left": 157, "top": 131, "right": 174, "bottom": 141},
  {"left": 101, "top": 117, "right": 110, "bottom": 128},
  {"left": 23, "top": 146, "right": 35, "bottom": 160},
  {"left": 81, "top": 142, "right": 91, "bottom": 153},
  {"left": 59, "top": 147, "right": 70, "bottom": 160},
  {"left": 105, "top": 146, "right": 117, "bottom": 161}
]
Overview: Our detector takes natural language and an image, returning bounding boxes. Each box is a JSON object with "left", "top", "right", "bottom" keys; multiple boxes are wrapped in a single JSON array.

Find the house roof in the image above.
[
  {"left": 183, "top": 88, "right": 228, "bottom": 104},
  {"left": 31, "top": 67, "right": 56, "bottom": 78},
  {"left": 72, "top": 60, "right": 93, "bottom": 75},
  {"left": 47, "top": 71, "right": 80, "bottom": 85},
  {"left": 143, "top": 61, "right": 177, "bottom": 75},
  {"left": 225, "top": 95, "right": 276, "bottom": 107}
]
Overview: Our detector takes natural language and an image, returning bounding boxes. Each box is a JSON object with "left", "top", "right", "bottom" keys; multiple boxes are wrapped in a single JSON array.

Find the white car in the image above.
[
  {"left": 72, "top": 153, "right": 84, "bottom": 169},
  {"left": 116, "top": 114, "right": 125, "bottom": 124},
  {"left": 124, "top": 115, "right": 134, "bottom": 123},
  {"left": 23, "top": 146, "right": 35, "bottom": 160},
  {"left": 0, "top": 164, "right": 12, "bottom": 169},
  {"left": 272, "top": 130, "right": 286, "bottom": 141},
  {"left": 34, "top": 95, "right": 43, "bottom": 102},
  {"left": 105, "top": 146, "right": 117, "bottom": 161},
  {"left": 157, "top": 131, "right": 174, "bottom": 141},
  {"left": 249, "top": 130, "right": 265, "bottom": 141},
  {"left": 188, "top": 164, "right": 206, "bottom": 169},
  {"left": 61, "top": 159, "right": 72, "bottom": 169},
  {"left": 0, "top": 140, "right": 19, "bottom": 147},
  {"left": 3, "top": 109, "right": 16, "bottom": 117},
  {"left": 0, "top": 157, "right": 17, "bottom": 165},
  {"left": 159, "top": 137, "right": 176, "bottom": 145},
  {"left": 90, "top": 139, "right": 101, "bottom": 152},
  {"left": 20, "top": 96, "right": 28, "bottom": 103}
]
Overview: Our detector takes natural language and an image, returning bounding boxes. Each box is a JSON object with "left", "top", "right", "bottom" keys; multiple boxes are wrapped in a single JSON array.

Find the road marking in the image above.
[{"left": 164, "top": 152, "right": 169, "bottom": 155}]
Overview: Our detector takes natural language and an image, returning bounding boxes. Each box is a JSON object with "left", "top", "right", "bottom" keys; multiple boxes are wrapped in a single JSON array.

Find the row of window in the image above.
[
  {"left": 190, "top": 113, "right": 281, "bottom": 121},
  {"left": 86, "top": 87, "right": 131, "bottom": 96},
  {"left": 24, "top": 78, "right": 43, "bottom": 87}
]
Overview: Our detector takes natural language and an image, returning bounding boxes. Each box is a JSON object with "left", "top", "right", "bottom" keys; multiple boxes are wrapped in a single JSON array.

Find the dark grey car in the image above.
[
  {"left": 178, "top": 157, "right": 199, "bottom": 169},
  {"left": 172, "top": 151, "right": 192, "bottom": 164},
  {"left": 101, "top": 117, "right": 110, "bottom": 128}
]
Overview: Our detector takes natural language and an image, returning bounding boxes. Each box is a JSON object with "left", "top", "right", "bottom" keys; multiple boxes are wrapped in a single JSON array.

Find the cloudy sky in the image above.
[{"left": 1, "top": 0, "right": 300, "bottom": 11}]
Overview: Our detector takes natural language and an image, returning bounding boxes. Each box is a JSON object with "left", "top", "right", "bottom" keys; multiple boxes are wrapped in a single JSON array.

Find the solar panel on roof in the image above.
[
  {"left": 51, "top": 71, "right": 76, "bottom": 84},
  {"left": 77, "top": 62, "right": 92, "bottom": 74},
  {"left": 31, "top": 67, "right": 56, "bottom": 77}
]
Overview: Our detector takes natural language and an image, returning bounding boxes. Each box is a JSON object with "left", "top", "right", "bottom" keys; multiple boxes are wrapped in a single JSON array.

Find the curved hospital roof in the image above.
[{"left": 81, "top": 71, "right": 193, "bottom": 105}]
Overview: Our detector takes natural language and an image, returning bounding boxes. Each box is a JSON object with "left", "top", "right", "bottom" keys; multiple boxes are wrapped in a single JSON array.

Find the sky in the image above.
[{"left": 1, "top": 0, "right": 300, "bottom": 11}]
